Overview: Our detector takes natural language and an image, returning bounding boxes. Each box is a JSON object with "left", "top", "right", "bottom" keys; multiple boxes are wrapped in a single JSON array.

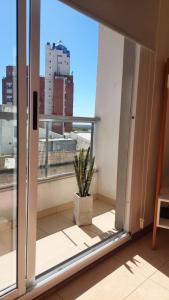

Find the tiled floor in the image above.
[
  {"left": 38, "top": 229, "right": 169, "bottom": 300},
  {"left": 36, "top": 199, "right": 116, "bottom": 275},
  {"left": 0, "top": 199, "right": 116, "bottom": 289}
]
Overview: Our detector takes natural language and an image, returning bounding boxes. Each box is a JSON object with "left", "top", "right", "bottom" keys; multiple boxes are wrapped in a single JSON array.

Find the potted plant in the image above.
[{"left": 73, "top": 147, "right": 95, "bottom": 226}]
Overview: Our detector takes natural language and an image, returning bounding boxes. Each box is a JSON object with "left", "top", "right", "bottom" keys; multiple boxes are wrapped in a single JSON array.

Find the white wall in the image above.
[
  {"left": 0, "top": 174, "right": 97, "bottom": 220},
  {"left": 95, "top": 25, "right": 124, "bottom": 200},
  {"left": 37, "top": 173, "right": 97, "bottom": 212}
]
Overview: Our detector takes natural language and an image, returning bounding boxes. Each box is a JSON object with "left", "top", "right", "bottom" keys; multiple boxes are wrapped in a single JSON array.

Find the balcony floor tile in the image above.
[{"left": 35, "top": 199, "right": 116, "bottom": 275}]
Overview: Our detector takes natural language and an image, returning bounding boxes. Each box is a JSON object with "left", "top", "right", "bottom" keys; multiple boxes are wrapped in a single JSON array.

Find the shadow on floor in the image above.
[
  {"left": 35, "top": 229, "right": 169, "bottom": 300},
  {"left": 37, "top": 200, "right": 116, "bottom": 240}
]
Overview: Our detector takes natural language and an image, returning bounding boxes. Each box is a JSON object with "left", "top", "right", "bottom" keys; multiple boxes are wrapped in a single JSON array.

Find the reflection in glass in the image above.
[{"left": 0, "top": 0, "right": 17, "bottom": 292}]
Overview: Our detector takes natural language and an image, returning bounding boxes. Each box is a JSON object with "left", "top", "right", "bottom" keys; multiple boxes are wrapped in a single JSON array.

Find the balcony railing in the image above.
[
  {"left": 0, "top": 112, "right": 100, "bottom": 188},
  {"left": 38, "top": 115, "right": 100, "bottom": 179}
]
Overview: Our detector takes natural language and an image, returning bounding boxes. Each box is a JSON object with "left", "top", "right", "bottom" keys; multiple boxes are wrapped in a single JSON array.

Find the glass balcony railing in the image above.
[
  {"left": 0, "top": 112, "right": 100, "bottom": 188},
  {"left": 38, "top": 115, "right": 100, "bottom": 179},
  {"left": 0, "top": 111, "right": 17, "bottom": 188}
]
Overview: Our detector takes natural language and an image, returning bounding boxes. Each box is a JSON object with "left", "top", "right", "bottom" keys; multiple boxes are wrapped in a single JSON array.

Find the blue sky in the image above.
[
  {"left": 0, "top": 0, "right": 99, "bottom": 117},
  {"left": 0, "top": 1, "right": 16, "bottom": 102}
]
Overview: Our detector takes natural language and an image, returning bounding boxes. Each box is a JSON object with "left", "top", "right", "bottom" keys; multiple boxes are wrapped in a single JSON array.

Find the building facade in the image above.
[
  {"left": 2, "top": 66, "right": 17, "bottom": 105},
  {"left": 2, "top": 66, "right": 45, "bottom": 114},
  {"left": 2, "top": 41, "right": 73, "bottom": 134},
  {"left": 45, "top": 41, "right": 74, "bottom": 133}
]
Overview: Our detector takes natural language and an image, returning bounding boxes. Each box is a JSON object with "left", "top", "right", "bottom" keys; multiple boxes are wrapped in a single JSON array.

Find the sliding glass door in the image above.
[
  {"left": 0, "top": 0, "right": 137, "bottom": 298},
  {"left": 27, "top": 0, "right": 136, "bottom": 284},
  {"left": 0, "top": 0, "right": 27, "bottom": 298}
]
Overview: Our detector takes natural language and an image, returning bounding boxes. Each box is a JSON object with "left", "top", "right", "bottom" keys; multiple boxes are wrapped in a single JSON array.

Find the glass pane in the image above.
[
  {"left": 38, "top": 121, "right": 91, "bottom": 179},
  {"left": 0, "top": 0, "right": 17, "bottom": 292},
  {"left": 36, "top": 0, "right": 135, "bottom": 277},
  {"left": 36, "top": 0, "right": 99, "bottom": 276}
]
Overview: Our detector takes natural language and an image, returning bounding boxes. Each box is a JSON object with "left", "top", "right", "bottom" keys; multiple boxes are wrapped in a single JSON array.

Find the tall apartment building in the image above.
[
  {"left": 45, "top": 41, "right": 74, "bottom": 133},
  {"left": 2, "top": 41, "right": 73, "bottom": 134}
]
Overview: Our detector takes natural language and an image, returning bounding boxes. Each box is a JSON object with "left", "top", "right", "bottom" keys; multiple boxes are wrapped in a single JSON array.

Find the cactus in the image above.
[{"left": 73, "top": 147, "right": 95, "bottom": 197}]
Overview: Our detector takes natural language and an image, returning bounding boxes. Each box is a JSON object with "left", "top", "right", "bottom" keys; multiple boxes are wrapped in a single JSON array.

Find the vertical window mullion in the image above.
[
  {"left": 26, "top": 0, "right": 40, "bottom": 287},
  {"left": 17, "top": 0, "right": 27, "bottom": 296}
]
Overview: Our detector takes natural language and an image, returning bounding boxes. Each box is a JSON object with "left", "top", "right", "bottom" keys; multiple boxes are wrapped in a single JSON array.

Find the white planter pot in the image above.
[{"left": 73, "top": 193, "right": 93, "bottom": 226}]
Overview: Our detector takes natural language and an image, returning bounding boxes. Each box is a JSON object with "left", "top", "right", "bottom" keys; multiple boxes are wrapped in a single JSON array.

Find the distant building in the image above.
[
  {"left": 2, "top": 66, "right": 17, "bottom": 105},
  {"left": 39, "top": 76, "right": 45, "bottom": 114},
  {"left": 2, "top": 66, "right": 45, "bottom": 115},
  {"left": 0, "top": 104, "right": 16, "bottom": 113},
  {"left": 2, "top": 41, "right": 74, "bottom": 134},
  {"left": 45, "top": 41, "right": 74, "bottom": 133}
]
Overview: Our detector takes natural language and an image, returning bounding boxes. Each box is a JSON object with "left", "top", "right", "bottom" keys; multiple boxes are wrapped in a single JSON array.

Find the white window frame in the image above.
[
  {"left": 1, "top": 0, "right": 27, "bottom": 299},
  {"left": 24, "top": 2, "right": 139, "bottom": 299},
  {"left": 26, "top": 0, "right": 40, "bottom": 288}
]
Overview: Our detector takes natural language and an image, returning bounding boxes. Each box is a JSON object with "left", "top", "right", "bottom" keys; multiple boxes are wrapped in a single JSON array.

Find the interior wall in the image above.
[
  {"left": 61, "top": 0, "right": 159, "bottom": 50},
  {"left": 116, "top": 38, "right": 137, "bottom": 229},
  {"left": 163, "top": 110, "right": 169, "bottom": 183},
  {"left": 130, "top": 0, "right": 169, "bottom": 233},
  {"left": 95, "top": 25, "right": 124, "bottom": 200},
  {"left": 162, "top": 0, "right": 169, "bottom": 183},
  {"left": 130, "top": 49, "right": 155, "bottom": 232}
]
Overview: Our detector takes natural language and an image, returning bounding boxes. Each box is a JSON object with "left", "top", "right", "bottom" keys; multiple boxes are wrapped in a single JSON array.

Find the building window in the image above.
[
  {"left": 14, "top": 127, "right": 17, "bottom": 138},
  {"left": 6, "top": 82, "right": 12, "bottom": 88},
  {"left": 6, "top": 88, "right": 13, "bottom": 94},
  {"left": 6, "top": 96, "right": 13, "bottom": 102}
]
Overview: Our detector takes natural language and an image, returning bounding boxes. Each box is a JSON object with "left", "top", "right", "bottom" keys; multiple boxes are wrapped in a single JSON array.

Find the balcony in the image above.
[
  {"left": 0, "top": 198, "right": 116, "bottom": 289},
  {"left": 0, "top": 26, "right": 127, "bottom": 293},
  {"left": 0, "top": 114, "right": 120, "bottom": 288}
]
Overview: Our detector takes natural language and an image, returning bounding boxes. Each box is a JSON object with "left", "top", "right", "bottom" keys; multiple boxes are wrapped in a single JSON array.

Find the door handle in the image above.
[{"left": 33, "top": 91, "right": 38, "bottom": 130}]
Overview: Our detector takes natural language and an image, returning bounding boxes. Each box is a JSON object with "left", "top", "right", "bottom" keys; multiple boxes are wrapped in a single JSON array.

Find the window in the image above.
[
  {"left": 0, "top": 1, "right": 138, "bottom": 298},
  {"left": 7, "top": 95, "right": 13, "bottom": 100},
  {"left": 6, "top": 88, "right": 13, "bottom": 93},
  {"left": 14, "top": 126, "right": 17, "bottom": 138},
  {"left": 6, "top": 82, "right": 12, "bottom": 87}
]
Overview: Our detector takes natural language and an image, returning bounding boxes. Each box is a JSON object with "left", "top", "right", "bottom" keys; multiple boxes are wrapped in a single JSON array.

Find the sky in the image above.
[
  {"left": 0, "top": 1, "right": 16, "bottom": 103},
  {"left": 0, "top": 0, "right": 99, "bottom": 117}
]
